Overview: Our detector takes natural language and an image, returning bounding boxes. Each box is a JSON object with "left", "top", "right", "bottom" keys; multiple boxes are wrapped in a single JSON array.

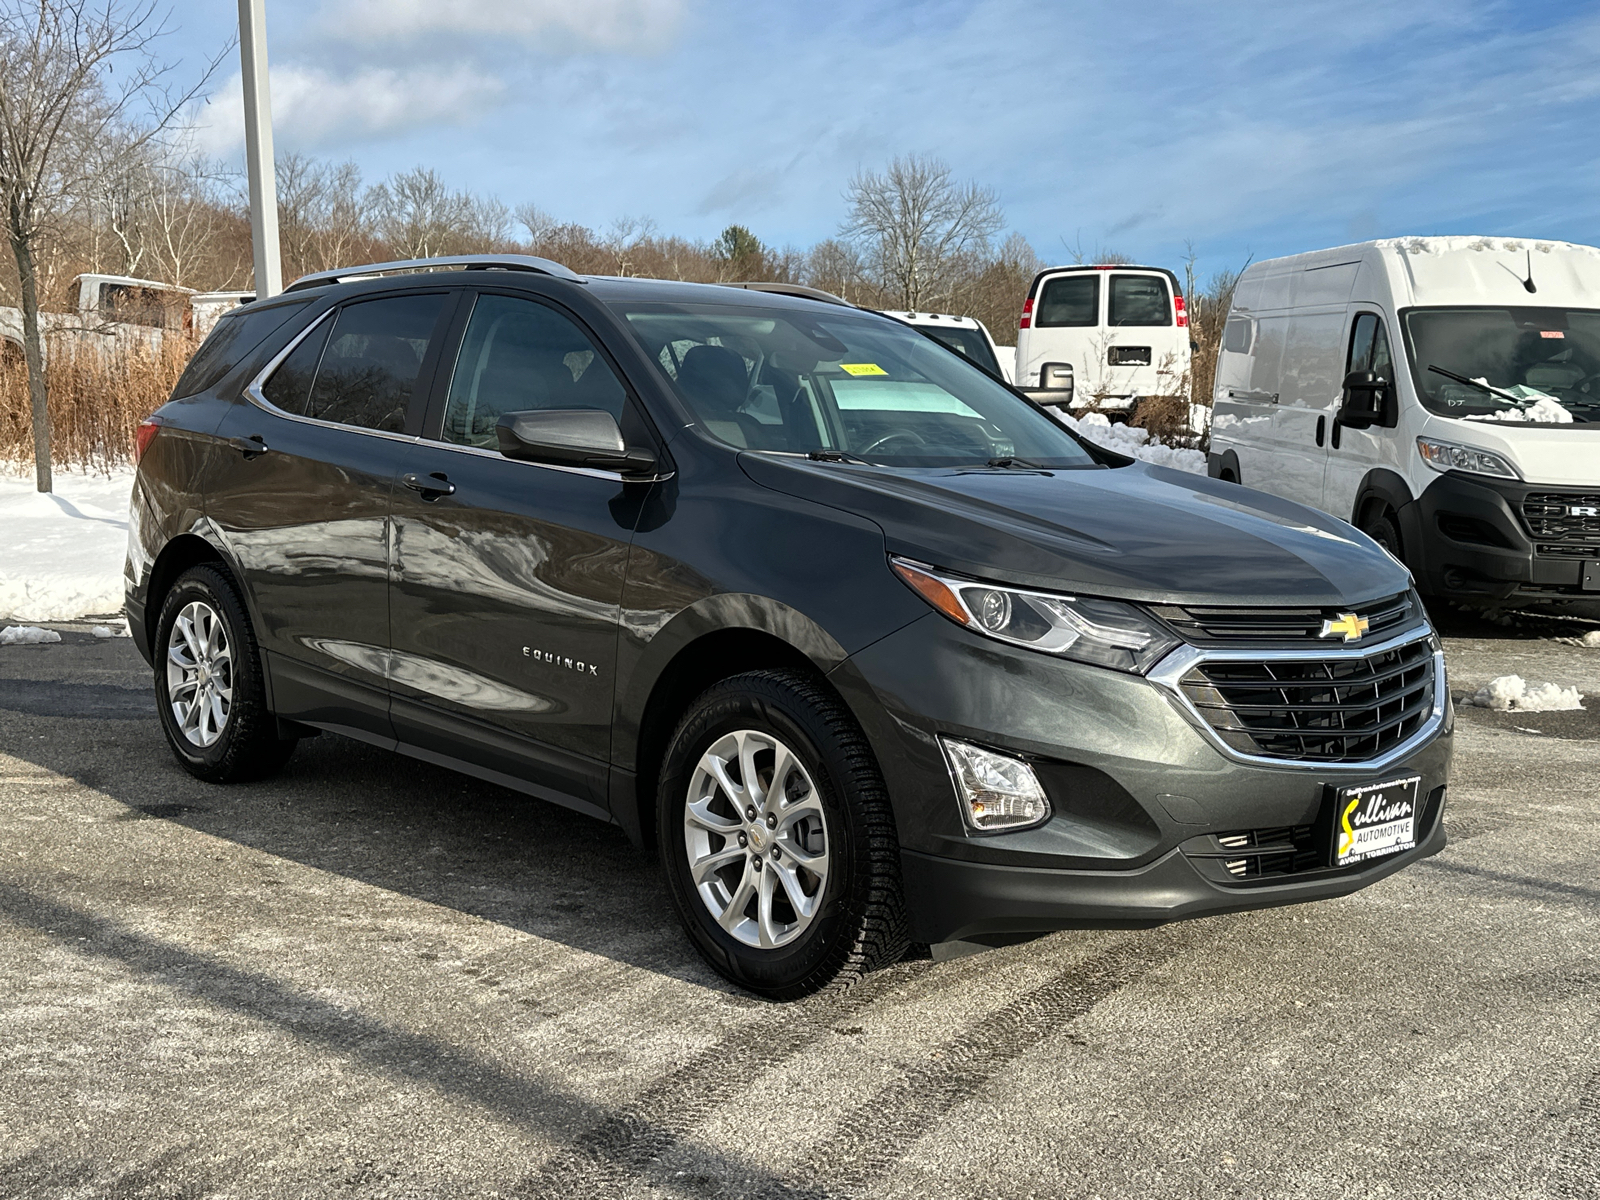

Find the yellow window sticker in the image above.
[{"left": 838, "top": 363, "right": 888, "bottom": 377}]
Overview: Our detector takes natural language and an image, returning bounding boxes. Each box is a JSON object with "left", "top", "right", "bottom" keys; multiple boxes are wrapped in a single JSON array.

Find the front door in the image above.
[
  {"left": 209, "top": 290, "right": 453, "bottom": 739},
  {"left": 386, "top": 290, "right": 647, "bottom": 815},
  {"left": 1323, "top": 310, "right": 1398, "bottom": 521}
]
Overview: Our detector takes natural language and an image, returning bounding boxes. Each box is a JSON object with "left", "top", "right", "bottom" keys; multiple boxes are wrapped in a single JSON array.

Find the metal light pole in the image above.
[{"left": 238, "top": 0, "right": 282, "bottom": 298}]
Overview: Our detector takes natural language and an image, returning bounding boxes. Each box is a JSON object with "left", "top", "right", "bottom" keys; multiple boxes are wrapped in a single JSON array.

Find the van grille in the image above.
[
  {"left": 1177, "top": 636, "right": 1435, "bottom": 763},
  {"left": 1154, "top": 592, "right": 1418, "bottom": 647},
  {"left": 1524, "top": 493, "right": 1600, "bottom": 541}
]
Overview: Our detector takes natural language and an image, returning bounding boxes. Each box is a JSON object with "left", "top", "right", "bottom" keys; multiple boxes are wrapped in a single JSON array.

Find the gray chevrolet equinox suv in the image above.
[{"left": 126, "top": 254, "right": 1453, "bottom": 998}]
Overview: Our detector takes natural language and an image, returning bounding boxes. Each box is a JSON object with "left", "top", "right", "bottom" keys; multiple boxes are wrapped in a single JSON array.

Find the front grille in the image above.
[
  {"left": 1524, "top": 493, "right": 1600, "bottom": 541},
  {"left": 1210, "top": 825, "right": 1320, "bottom": 878},
  {"left": 1155, "top": 592, "right": 1418, "bottom": 647},
  {"left": 1178, "top": 636, "right": 1435, "bottom": 762},
  {"left": 1536, "top": 542, "right": 1600, "bottom": 559}
]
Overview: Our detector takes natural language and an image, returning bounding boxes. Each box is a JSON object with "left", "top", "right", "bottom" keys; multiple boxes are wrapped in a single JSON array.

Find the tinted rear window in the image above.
[
  {"left": 1108, "top": 274, "right": 1171, "bottom": 326},
  {"left": 171, "top": 301, "right": 306, "bottom": 399},
  {"left": 1035, "top": 275, "right": 1099, "bottom": 327}
]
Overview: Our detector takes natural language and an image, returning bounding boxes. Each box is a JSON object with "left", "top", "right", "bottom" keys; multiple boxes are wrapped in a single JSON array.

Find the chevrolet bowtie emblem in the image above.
[{"left": 1319, "top": 612, "right": 1370, "bottom": 642}]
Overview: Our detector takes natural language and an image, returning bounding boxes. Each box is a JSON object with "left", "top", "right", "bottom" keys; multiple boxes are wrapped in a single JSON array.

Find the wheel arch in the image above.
[
  {"left": 1351, "top": 468, "right": 1415, "bottom": 526},
  {"left": 1207, "top": 448, "right": 1242, "bottom": 483},
  {"left": 615, "top": 595, "right": 855, "bottom": 852}
]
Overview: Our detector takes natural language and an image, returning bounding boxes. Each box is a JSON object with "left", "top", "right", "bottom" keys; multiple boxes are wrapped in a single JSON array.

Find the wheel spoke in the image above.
[
  {"left": 718, "top": 869, "right": 756, "bottom": 933},
  {"left": 756, "top": 864, "right": 781, "bottom": 948},
  {"left": 706, "top": 755, "right": 744, "bottom": 807},
  {"left": 782, "top": 842, "right": 828, "bottom": 879},
  {"left": 767, "top": 742, "right": 797, "bottom": 809},
  {"left": 772, "top": 858, "right": 816, "bottom": 921},
  {"left": 686, "top": 790, "right": 740, "bottom": 833},
  {"left": 176, "top": 614, "right": 201, "bottom": 662},
  {"left": 738, "top": 732, "right": 765, "bottom": 808},
  {"left": 690, "top": 843, "right": 745, "bottom": 885}
]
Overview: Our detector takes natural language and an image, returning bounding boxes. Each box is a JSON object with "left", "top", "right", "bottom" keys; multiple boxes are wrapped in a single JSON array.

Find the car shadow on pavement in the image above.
[{"left": 0, "top": 687, "right": 746, "bottom": 996}]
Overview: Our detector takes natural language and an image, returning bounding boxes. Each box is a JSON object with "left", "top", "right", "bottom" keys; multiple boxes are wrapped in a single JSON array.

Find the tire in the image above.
[
  {"left": 1361, "top": 508, "right": 1405, "bottom": 563},
  {"left": 657, "top": 670, "right": 908, "bottom": 1000},
  {"left": 154, "top": 563, "right": 295, "bottom": 783}
]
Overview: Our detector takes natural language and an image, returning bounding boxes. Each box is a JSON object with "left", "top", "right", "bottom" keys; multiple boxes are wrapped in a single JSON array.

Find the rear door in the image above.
[
  {"left": 1105, "top": 271, "right": 1184, "bottom": 398},
  {"left": 386, "top": 289, "right": 653, "bottom": 815},
  {"left": 1018, "top": 270, "right": 1099, "bottom": 390},
  {"left": 209, "top": 290, "right": 455, "bottom": 740}
]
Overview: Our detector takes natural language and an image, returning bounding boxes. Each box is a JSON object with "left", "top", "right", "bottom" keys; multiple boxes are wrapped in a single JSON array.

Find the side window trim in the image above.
[{"left": 243, "top": 290, "right": 456, "bottom": 443}]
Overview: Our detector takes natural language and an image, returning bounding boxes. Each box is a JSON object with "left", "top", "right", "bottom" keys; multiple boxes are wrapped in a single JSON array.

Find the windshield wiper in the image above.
[
  {"left": 984, "top": 456, "right": 1052, "bottom": 469},
  {"left": 1427, "top": 364, "right": 1527, "bottom": 406},
  {"left": 806, "top": 449, "right": 873, "bottom": 465}
]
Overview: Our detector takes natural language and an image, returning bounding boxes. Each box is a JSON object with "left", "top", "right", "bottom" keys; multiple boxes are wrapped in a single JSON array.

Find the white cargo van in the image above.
[
  {"left": 1210, "top": 237, "right": 1600, "bottom": 614},
  {"left": 879, "top": 310, "right": 1014, "bottom": 383},
  {"left": 1015, "top": 265, "right": 1192, "bottom": 411}
]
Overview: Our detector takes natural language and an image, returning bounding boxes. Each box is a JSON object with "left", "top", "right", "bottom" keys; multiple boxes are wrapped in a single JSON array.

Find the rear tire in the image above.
[
  {"left": 154, "top": 564, "right": 295, "bottom": 784},
  {"left": 658, "top": 670, "right": 908, "bottom": 1000}
]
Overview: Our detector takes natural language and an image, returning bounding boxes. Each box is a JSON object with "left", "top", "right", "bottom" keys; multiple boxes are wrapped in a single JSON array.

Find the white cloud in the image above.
[
  {"left": 192, "top": 64, "right": 506, "bottom": 154},
  {"left": 321, "top": 0, "right": 688, "bottom": 54}
]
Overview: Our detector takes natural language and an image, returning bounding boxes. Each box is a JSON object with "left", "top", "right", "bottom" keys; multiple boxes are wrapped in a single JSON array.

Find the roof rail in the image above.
[
  {"left": 726, "top": 281, "right": 851, "bottom": 306},
  {"left": 284, "top": 253, "right": 582, "bottom": 293}
]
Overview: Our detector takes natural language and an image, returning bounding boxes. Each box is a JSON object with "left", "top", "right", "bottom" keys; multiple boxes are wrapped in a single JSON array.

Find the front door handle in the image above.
[
  {"left": 230, "top": 434, "right": 269, "bottom": 458},
  {"left": 402, "top": 471, "right": 456, "bottom": 499},
  {"left": 1315, "top": 415, "right": 1325, "bottom": 447}
]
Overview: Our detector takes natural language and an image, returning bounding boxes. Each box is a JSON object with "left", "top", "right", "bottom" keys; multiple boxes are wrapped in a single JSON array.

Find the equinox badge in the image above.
[{"left": 1319, "top": 612, "right": 1370, "bottom": 642}]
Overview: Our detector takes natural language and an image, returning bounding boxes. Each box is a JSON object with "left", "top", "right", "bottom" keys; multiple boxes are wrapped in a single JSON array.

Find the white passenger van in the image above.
[
  {"left": 1210, "top": 237, "right": 1600, "bottom": 614},
  {"left": 1015, "top": 265, "right": 1192, "bottom": 411},
  {"left": 880, "top": 309, "right": 1014, "bottom": 382}
]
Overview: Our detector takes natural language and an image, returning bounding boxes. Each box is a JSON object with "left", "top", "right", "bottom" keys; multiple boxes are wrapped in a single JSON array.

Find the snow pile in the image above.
[
  {"left": 1553, "top": 630, "right": 1600, "bottom": 648},
  {"left": 1053, "top": 412, "right": 1208, "bottom": 474},
  {"left": 0, "top": 468, "right": 134, "bottom": 621},
  {"left": 1466, "top": 674, "right": 1586, "bottom": 712},
  {"left": 1462, "top": 384, "right": 1573, "bottom": 424},
  {"left": 1, "top": 624, "right": 62, "bottom": 645},
  {"left": 92, "top": 621, "right": 131, "bottom": 639}
]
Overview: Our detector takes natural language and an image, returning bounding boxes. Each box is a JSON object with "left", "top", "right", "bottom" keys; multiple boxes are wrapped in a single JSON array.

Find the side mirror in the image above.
[
  {"left": 1339, "top": 370, "right": 1388, "bottom": 429},
  {"left": 1038, "top": 361, "right": 1074, "bottom": 401},
  {"left": 495, "top": 409, "right": 657, "bottom": 476}
]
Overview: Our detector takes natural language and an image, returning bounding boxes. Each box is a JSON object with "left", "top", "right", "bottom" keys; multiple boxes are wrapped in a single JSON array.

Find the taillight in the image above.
[
  {"left": 135, "top": 417, "right": 162, "bottom": 464},
  {"left": 1019, "top": 297, "right": 1034, "bottom": 330},
  {"left": 1175, "top": 294, "right": 1188, "bottom": 328}
]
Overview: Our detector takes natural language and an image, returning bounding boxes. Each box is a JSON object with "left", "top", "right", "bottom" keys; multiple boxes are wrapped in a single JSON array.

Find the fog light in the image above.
[{"left": 939, "top": 737, "right": 1051, "bottom": 832}]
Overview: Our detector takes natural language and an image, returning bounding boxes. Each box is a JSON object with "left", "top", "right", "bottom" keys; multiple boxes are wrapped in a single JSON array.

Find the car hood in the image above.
[{"left": 738, "top": 454, "right": 1411, "bottom": 607}]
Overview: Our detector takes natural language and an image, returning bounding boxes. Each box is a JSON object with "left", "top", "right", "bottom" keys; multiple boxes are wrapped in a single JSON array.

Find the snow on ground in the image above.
[
  {"left": 1554, "top": 630, "right": 1600, "bottom": 648},
  {"left": 0, "top": 467, "right": 134, "bottom": 621},
  {"left": 1051, "top": 411, "right": 1208, "bottom": 474},
  {"left": 1465, "top": 674, "right": 1586, "bottom": 712},
  {"left": 1, "top": 624, "right": 62, "bottom": 644}
]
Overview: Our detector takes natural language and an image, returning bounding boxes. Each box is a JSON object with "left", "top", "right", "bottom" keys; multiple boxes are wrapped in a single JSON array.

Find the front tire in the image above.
[
  {"left": 658, "top": 670, "right": 908, "bottom": 1000},
  {"left": 1361, "top": 508, "right": 1404, "bottom": 562},
  {"left": 154, "top": 564, "right": 294, "bottom": 783}
]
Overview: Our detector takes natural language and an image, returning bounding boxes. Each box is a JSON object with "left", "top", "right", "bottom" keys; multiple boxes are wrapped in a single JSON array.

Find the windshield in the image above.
[
  {"left": 1403, "top": 307, "right": 1600, "bottom": 425},
  {"left": 914, "top": 325, "right": 1001, "bottom": 375},
  {"left": 616, "top": 303, "right": 1098, "bottom": 468}
]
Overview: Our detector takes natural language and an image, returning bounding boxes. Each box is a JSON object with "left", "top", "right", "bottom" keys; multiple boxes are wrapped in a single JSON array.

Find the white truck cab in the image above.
[
  {"left": 879, "top": 310, "right": 1014, "bottom": 383},
  {"left": 1015, "top": 264, "right": 1192, "bottom": 411},
  {"left": 1210, "top": 237, "right": 1600, "bottom": 615}
]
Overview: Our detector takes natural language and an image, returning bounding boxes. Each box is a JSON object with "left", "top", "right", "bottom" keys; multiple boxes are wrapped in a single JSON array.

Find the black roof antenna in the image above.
[{"left": 1498, "top": 250, "right": 1537, "bottom": 294}]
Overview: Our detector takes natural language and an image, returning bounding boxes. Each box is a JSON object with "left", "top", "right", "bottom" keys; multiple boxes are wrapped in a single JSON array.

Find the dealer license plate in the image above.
[{"left": 1333, "top": 776, "right": 1421, "bottom": 867}]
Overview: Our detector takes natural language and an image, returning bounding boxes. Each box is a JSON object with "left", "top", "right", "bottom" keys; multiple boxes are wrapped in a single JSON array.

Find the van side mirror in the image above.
[
  {"left": 1338, "top": 370, "right": 1390, "bottom": 429},
  {"left": 1038, "top": 361, "right": 1074, "bottom": 402},
  {"left": 495, "top": 409, "right": 658, "bottom": 476}
]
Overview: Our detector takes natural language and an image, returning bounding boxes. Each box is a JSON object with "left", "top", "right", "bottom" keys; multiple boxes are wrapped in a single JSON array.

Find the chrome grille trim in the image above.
[{"left": 1148, "top": 627, "right": 1447, "bottom": 772}]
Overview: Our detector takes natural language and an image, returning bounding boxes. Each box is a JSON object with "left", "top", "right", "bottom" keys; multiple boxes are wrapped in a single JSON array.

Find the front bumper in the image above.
[
  {"left": 1402, "top": 471, "right": 1600, "bottom": 613},
  {"left": 831, "top": 614, "right": 1454, "bottom": 946}
]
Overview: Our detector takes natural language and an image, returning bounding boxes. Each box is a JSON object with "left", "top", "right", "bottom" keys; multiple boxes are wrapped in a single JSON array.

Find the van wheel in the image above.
[
  {"left": 657, "top": 670, "right": 908, "bottom": 1000},
  {"left": 154, "top": 564, "right": 295, "bottom": 784},
  {"left": 1361, "top": 509, "right": 1404, "bottom": 562}
]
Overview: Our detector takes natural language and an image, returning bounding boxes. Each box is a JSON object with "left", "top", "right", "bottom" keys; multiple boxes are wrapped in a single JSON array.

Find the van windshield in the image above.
[
  {"left": 618, "top": 303, "right": 1098, "bottom": 468},
  {"left": 1403, "top": 307, "right": 1600, "bottom": 425}
]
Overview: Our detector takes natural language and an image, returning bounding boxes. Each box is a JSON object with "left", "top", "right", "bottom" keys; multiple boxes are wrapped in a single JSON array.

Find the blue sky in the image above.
[{"left": 169, "top": 0, "right": 1600, "bottom": 284}]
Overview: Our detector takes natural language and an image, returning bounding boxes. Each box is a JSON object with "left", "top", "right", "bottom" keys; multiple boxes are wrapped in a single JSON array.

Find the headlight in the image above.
[
  {"left": 891, "top": 557, "right": 1180, "bottom": 673},
  {"left": 1416, "top": 437, "right": 1519, "bottom": 479}
]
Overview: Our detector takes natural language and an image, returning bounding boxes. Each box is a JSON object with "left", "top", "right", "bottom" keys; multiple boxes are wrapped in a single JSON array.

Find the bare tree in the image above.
[
  {"left": 277, "top": 153, "right": 370, "bottom": 279},
  {"left": 842, "top": 155, "right": 1003, "bottom": 310},
  {"left": 0, "top": 0, "right": 219, "bottom": 491}
]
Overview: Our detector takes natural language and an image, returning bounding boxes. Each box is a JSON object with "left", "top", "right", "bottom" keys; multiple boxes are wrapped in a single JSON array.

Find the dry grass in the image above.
[{"left": 0, "top": 333, "right": 197, "bottom": 473}]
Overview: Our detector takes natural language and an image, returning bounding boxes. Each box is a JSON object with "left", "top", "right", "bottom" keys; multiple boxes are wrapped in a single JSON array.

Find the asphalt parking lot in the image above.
[{"left": 1, "top": 619, "right": 1597, "bottom": 1199}]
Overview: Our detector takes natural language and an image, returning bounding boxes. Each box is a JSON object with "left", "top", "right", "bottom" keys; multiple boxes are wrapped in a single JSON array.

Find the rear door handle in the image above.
[
  {"left": 402, "top": 471, "right": 456, "bottom": 499},
  {"left": 230, "top": 434, "right": 269, "bottom": 458}
]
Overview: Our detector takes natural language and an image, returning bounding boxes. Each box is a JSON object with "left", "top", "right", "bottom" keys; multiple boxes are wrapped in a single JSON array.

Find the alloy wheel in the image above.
[
  {"left": 683, "top": 728, "right": 830, "bottom": 949},
  {"left": 165, "top": 600, "right": 234, "bottom": 748}
]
